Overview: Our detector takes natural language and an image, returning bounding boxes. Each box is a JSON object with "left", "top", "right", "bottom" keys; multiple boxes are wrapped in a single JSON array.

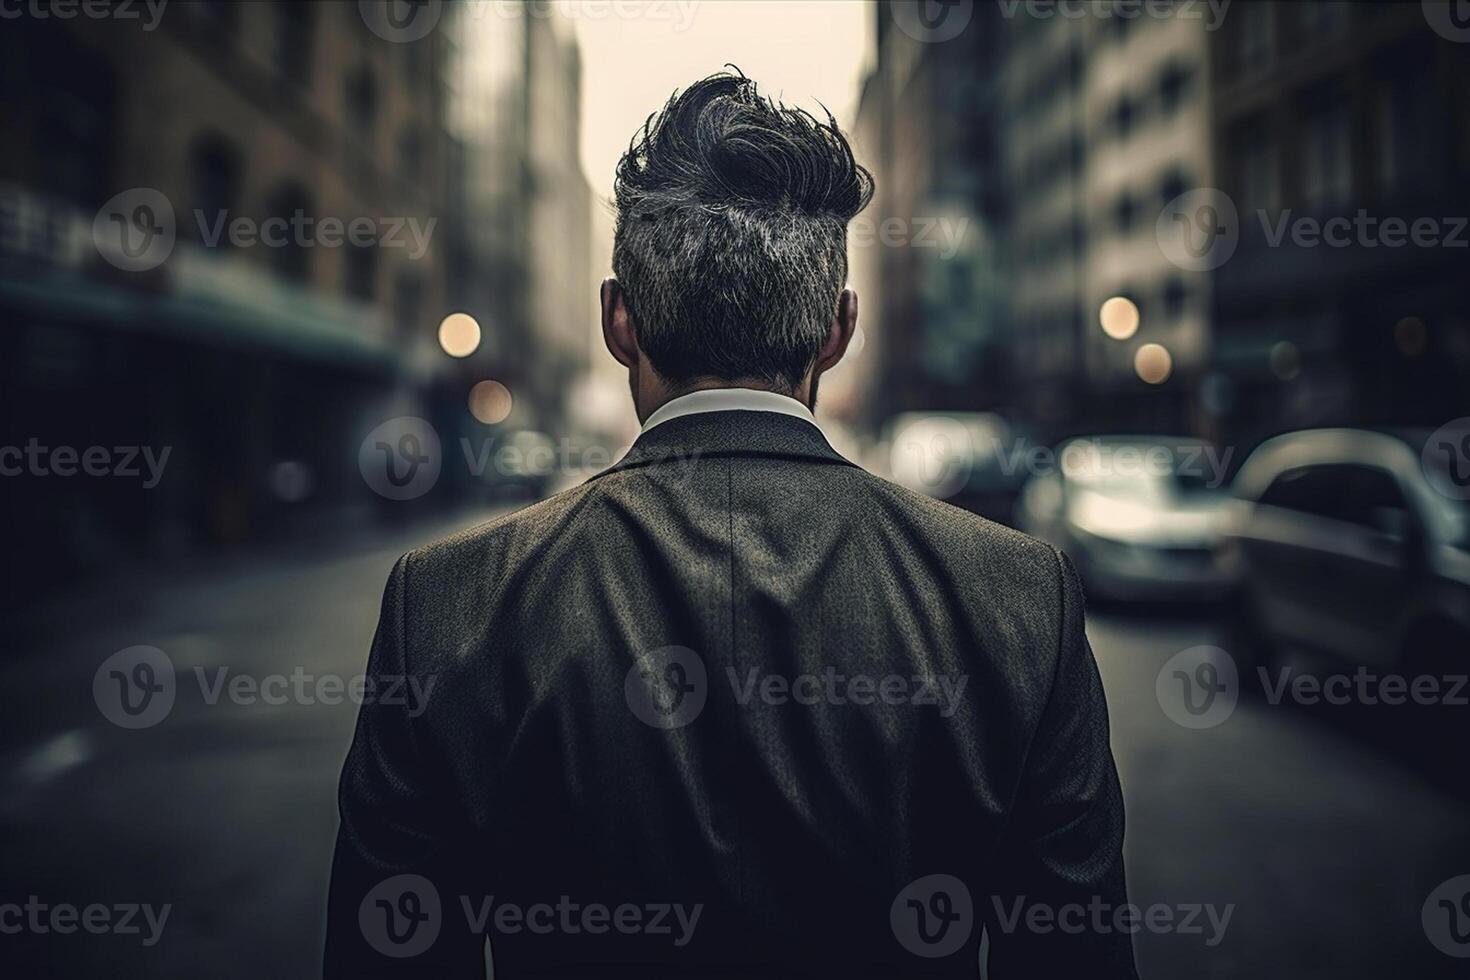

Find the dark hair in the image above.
[{"left": 612, "top": 68, "right": 874, "bottom": 390}]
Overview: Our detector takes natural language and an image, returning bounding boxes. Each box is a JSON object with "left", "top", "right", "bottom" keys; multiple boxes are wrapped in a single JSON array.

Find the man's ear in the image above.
[
  {"left": 601, "top": 278, "right": 640, "bottom": 369},
  {"left": 812, "top": 288, "right": 858, "bottom": 377}
]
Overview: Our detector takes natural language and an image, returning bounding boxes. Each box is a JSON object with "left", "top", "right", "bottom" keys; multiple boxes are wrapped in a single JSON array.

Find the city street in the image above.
[{"left": 2, "top": 514, "right": 1467, "bottom": 979}]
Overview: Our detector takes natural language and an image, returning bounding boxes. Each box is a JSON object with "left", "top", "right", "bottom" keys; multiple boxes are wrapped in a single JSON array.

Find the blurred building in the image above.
[
  {"left": 1208, "top": 1, "right": 1470, "bottom": 443},
  {"left": 0, "top": 3, "right": 594, "bottom": 610},
  {"left": 1075, "top": 8, "right": 1213, "bottom": 428},
  {"left": 851, "top": 3, "right": 1215, "bottom": 441},
  {"left": 994, "top": 6, "right": 1216, "bottom": 433},
  {"left": 851, "top": 2, "right": 1470, "bottom": 455},
  {"left": 836, "top": 3, "right": 1010, "bottom": 433},
  {"left": 0, "top": 4, "right": 452, "bottom": 606},
  {"left": 1001, "top": 12, "right": 1088, "bottom": 431},
  {"left": 441, "top": 4, "right": 593, "bottom": 446}
]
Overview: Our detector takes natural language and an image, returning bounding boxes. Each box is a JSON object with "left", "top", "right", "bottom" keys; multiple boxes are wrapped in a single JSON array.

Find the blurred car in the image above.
[
  {"left": 884, "top": 412, "right": 1034, "bottom": 525},
  {"left": 1220, "top": 428, "right": 1470, "bottom": 674},
  {"left": 1018, "top": 436, "right": 1235, "bottom": 602}
]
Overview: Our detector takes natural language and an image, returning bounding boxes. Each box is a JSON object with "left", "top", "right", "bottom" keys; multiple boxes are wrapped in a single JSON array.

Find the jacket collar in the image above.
[
  {"left": 641, "top": 388, "right": 818, "bottom": 433},
  {"left": 595, "top": 409, "right": 857, "bottom": 479}
]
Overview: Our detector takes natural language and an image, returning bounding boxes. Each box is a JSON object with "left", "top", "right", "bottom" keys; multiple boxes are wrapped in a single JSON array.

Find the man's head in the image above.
[{"left": 602, "top": 69, "right": 874, "bottom": 420}]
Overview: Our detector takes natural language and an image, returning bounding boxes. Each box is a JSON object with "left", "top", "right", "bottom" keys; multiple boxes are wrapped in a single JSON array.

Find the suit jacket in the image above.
[{"left": 325, "top": 409, "right": 1136, "bottom": 978}]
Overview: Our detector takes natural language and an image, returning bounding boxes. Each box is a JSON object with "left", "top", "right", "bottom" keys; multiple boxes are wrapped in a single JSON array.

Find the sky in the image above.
[{"left": 571, "top": 0, "right": 875, "bottom": 202}]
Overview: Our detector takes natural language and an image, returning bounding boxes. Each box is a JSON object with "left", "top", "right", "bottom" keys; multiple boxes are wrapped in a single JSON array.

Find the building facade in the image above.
[
  {"left": 852, "top": 0, "right": 1470, "bottom": 456},
  {"left": 838, "top": 2, "right": 1011, "bottom": 434},
  {"left": 441, "top": 3, "right": 593, "bottom": 449},
  {"left": 0, "top": 3, "right": 593, "bottom": 608},
  {"left": 1208, "top": 0, "right": 1470, "bottom": 443}
]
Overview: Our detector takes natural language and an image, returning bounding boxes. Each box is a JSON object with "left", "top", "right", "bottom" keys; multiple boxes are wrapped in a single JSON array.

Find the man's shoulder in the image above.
[
  {"left": 396, "top": 465, "right": 1072, "bottom": 615},
  {"left": 851, "top": 468, "right": 1067, "bottom": 593},
  {"left": 404, "top": 481, "right": 599, "bottom": 576}
]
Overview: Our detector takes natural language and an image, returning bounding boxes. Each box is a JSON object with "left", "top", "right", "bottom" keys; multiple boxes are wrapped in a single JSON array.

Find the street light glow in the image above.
[
  {"left": 438, "top": 313, "right": 482, "bottom": 358},
  {"left": 1100, "top": 297, "right": 1140, "bottom": 340},
  {"left": 1135, "top": 343, "right": 1173, "bottom": 384},
  {"left": 469, "top": 380, "right": 514, "bottom": 424}
]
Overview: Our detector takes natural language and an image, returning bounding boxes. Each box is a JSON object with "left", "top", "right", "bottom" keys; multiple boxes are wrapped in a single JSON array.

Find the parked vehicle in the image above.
[
  {"left": 885, "top": 412, "right": 1034, "bottom": 526},
  {"left": 1219, "top": 428, "right": 1470, "bottom": 674},
  {"left": 1018, "top": 436, "right": 1234, "bottom": 602}
]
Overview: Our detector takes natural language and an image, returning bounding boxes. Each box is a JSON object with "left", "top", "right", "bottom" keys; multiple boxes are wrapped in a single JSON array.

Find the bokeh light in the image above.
[
  {"left": 469, "top": 380, "right": 514, "bottom": 425},
  {"left": 1099, "top": 297, "right": 1140, "bottom": 340},
  {"left": 1134, "top": 343, "right": 1173, "bottom": 384},
  {"left": 438, "top": 312, "right": 482, "bottom": 358}
]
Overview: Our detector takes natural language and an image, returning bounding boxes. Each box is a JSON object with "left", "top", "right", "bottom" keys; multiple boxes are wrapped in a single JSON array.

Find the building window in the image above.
[
  {"left": 345, "top": 66, "right": 379, "bottom": 186},
  {"left": 1159, "top": 168, "right": 1190, "bottom": 209},
  {"left": 1112, "top": 95, "right": 1136, "bottom": 141},
  {"left": 398, "top": 125, "right": 423, "bottom": 184},
  {"left": 1157, "top": 64, "right": 1191, "bottom": 116},
  {"left": 1301, "top": 98, "right": 1353, "bottom": 210},
  {"left": 1237, "top": 4, "right": 1275, "bottom": 76},
  {"left": 1294, "top": 1, "right": 1349, "bottom": 43},
  {"left": 273, "top": 3, "right": 314, "bottom": 87},
  {"left": 1374, "top": 62, "right": 1437, "bottom": 198},
  {"left": 31, "top": 33, "right": 114, "bottom": 207},
  {"left": 394, "top": 271, "right": 423, "bottom": 336},
  {"left": 1233, "top": 118, "right": 1281, "bottom": 213},
  {"left": 346, "top": 244, "right": 377, "bottom": 303},
  {"left": 190, "top": 133, "right": 241, "bottom": 246},
  {"left": 346, "top": 66, "right": 377, "bottom": 139},
  {"left": 265, "top": 182, "right": 313, "bottom": 284},
  {"left": 187, "top": 0, "right": 236, "bottom": 38},
  {"left": 402, "top": 31, "right": 427, "bottom": 90},
  {"left": 1113, "top": 191, "right": 1139, "bottom": 234},
  {"left": 1163, "top": 277, "right": 1188, "bottom": 321}
]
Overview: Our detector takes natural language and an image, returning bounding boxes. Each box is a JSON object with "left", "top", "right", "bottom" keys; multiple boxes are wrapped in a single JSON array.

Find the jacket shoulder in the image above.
[
  {"left": 388, "top": 484, "right": 603, "bottom": 618},
  {"left": 856, "top": 469, "right": 1066, "bottom": 590}
]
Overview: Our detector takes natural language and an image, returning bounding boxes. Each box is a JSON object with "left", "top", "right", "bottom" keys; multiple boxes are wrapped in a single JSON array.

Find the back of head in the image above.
[{"left": 613, "top": 68, "right": 874, "bottom": 391}]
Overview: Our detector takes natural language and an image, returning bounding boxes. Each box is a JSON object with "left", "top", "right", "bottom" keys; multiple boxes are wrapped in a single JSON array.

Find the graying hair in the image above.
[{"left": 613, "top": 69, "right": 874, "bottom": 389}]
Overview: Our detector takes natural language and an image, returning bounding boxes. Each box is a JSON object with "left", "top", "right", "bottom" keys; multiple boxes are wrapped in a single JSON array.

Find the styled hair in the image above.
[{"left": 612, "top": 68, "right": 874, "bottom": 390}]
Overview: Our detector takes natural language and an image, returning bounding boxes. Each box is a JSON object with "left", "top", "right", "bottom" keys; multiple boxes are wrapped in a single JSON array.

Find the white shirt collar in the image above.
[{"left": 640, "top": 387, "right": 819, "bottom": 434}]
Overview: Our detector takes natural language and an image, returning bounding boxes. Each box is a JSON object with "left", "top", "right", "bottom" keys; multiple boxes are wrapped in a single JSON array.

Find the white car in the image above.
[{"left": 1019, "top": 436, "right": 1235, "bottom": 602}]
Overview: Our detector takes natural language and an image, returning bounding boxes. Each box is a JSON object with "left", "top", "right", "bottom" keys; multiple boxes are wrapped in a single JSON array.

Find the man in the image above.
[{"left": 326, "top": 70, "right": 1135, "bottom": 978}]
